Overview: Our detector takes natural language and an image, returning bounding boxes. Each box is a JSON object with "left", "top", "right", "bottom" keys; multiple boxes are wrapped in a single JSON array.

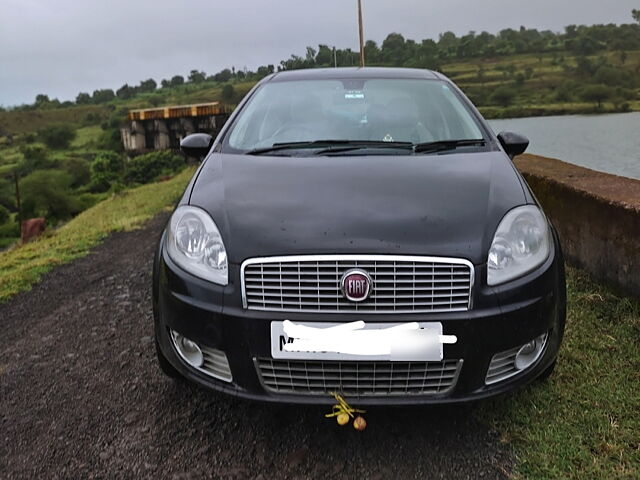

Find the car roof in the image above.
[{"left": 268, "top": 67, "right": 442, "bottom": 82}]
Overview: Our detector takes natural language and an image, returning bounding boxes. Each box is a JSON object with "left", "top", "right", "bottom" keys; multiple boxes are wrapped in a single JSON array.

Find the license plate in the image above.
[{"left": 271, "top": 321, "right": 450, "bottom": 361}]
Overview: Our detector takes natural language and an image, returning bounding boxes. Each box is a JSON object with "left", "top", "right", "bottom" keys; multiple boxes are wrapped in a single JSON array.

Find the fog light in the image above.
[
  {"left": 514, "top": 333, "right": 547, "bottom": 370},
  {"left": 170, "top": 330, "right": 204, "bottom": 368}
]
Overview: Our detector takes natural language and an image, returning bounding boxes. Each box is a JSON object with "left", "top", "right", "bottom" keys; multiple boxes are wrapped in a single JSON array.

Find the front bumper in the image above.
[{"left": 153, "top": 233, "right": 565, "bottom": 405}]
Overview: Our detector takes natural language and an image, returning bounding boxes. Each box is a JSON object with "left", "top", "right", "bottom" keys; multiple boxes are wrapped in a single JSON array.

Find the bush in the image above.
[
  {"left": 491, "top": 86, "right": 517, "bottom": 107},
  {"left": 37, "top": 124, "right": 77, "bottom": 149},
  {"left": 96, "top": 129, "right": 123, "bottom": 152},
  {"left": 554, "top": 82, "right": 575, "bottom": 102},
  {"left": 20, "top": 169, "right": 80, "bottom": 222},
  {"left": 125, "top": 150, "right": 185, "bottom": 185},
  {"left": 221, "top": 84, "right": 235, "bottom": 101},
  {"left": 17, "top": 145, "right": 53, "bottom": 175},
  {"left": 0, "top": 204, "right": 9, "bottom": 224},
  {"left": 62, "top": 157, "right": 91, "bottom": 188},
  {"left": 90, "top": 151, "right": 125, "bottom": 192},
  {"left": 579, "top": 84, "right": 611, "bottom": 108}
]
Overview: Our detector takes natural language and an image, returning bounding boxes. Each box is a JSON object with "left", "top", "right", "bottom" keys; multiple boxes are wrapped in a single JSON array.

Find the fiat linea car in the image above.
[{"left": 152, "top": 67, "right": 566, "bottom": 404}]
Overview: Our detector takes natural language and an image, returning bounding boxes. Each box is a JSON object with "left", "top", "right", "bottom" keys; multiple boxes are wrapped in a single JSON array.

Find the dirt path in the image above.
[{"left": 0, "top": 214, "right": 512, "bottom": 479}]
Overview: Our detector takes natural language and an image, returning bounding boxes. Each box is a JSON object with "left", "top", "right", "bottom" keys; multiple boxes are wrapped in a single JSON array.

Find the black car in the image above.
[{"left": 153, "top": 67, "right": 565, "bottom": 405}]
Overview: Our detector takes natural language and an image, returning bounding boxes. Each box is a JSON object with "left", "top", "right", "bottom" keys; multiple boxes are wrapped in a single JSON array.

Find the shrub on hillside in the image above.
[
  {"left": 17, "top": 145, "right": 53, "bottom": 175},
  {"left": 579, "top": 84, "right": 611, "bottom": 108},
  {"left": 125, "top": 151, "right": 185, "bottom": 185},
  {"left": 62, "top": 157, "right": 91, "bottom": 188},
  {"left": 0, "top": 204, "right": 9, "bottom": 225},
  {"left": 90, "top": 151, "right": 125, "bottom": 192},
  {"left": 37, "top": 124, "right": 77, "bottom": 149},
  {"left": 221, "top": 84, "right": 235, "bottom": 101},
  {"left": 491, "top": 86, "right": 517, "bottom": 107},
  {"left": 21, "top": 170, "right": 80, "bottom": 223}
]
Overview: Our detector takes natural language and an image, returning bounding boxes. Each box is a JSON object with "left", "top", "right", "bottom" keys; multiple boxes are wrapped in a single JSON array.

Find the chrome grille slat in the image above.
[
  {"left": 241, "top": 255, "right": 473, "bottom": 313},
  {"left": 256, "top": 358, "right": 462, "bottom": 396}
]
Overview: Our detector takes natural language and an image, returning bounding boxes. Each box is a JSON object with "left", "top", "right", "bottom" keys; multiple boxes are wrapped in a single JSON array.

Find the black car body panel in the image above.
[{"left": 153, "top": 67, "right": 566, "bottom": 405}]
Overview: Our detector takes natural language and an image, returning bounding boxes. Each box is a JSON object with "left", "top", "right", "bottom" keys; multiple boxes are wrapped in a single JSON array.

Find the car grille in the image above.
[
  {"left": 200, "top": 345, "right": 233, "bottom": 382},
  {"left": 485, "top": 345, "right": 520, "bottom": 385},
  {"left": 241, "top": 255, "right": 473, "bottom": 313},
  {"left": 255, "top": 358, "right": 462, "bottom": 397}
]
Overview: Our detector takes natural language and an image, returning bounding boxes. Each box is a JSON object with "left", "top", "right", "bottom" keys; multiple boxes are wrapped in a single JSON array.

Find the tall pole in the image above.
[
  {"left": 14, "top": 170, "right": 22, "bottom": 234},
  {"left": 333, "top": 46, "right": 337, "bottom": 68},
  {"left": 358, "top": 0, "right": 365, "bottom": 67}
]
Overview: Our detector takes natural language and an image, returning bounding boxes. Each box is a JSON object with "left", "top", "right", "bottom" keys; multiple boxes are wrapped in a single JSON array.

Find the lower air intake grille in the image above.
[
  {"left": 200, "top": 345, "right": 232, "bottom": 382},
  {"left": 485, "top": 345, "right": 520, "bottom": 385},
  {"left": 255, "top": 358, "right": 462, "bottom": 397}
]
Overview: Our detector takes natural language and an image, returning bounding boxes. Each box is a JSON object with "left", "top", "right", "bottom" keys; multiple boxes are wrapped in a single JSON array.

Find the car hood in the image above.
[{"left": 189, "top": 151, "right": 526, "bottom": 265}]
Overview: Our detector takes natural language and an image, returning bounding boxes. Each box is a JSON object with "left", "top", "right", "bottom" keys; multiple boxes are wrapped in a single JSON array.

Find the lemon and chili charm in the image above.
[{"left": 325, "top": 392, "right": 367, "bottom": 431}]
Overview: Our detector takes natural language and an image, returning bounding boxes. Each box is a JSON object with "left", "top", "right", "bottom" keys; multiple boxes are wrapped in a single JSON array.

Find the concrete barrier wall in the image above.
[{"left": 515, "top": 154, "right": 640, "bottom": 296}]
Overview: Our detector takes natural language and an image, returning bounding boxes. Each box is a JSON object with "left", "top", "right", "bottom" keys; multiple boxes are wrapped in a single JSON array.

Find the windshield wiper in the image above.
[
  {"left": 246, "top": 140, "right": 412, "bottom": 155},
  {"left": 413, "top": 139, "right": 486, "bottom": 154}
]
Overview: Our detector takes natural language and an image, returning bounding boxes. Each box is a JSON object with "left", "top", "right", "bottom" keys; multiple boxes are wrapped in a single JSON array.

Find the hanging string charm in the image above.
[{"left": 324, "top": 392, "right": 367, "bottom": 430}]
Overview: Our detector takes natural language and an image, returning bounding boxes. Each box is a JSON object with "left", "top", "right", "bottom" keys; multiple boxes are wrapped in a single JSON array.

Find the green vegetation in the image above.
[
  {"left": 0, "top": 167, "right": 194, "bottom": 302},
  {"left": 38, "top": 124, "right": 76, "bottom": 149},
  {"left": 479, "top": 268, "right": 640, "bottom": 479}
]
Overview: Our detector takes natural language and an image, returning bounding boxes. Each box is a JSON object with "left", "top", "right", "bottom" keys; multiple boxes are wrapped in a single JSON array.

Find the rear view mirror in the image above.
[
  {"left": 497, "top": 131, "right": 529, "bottom": 159},
  {"left": 180, "top": 133, "right": 213, "bottom": 160}
]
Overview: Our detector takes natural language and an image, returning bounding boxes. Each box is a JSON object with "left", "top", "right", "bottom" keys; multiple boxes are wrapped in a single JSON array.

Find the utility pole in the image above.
[
  {"left": 13, "top": 170, "right": 22, "bottom": 234},
  {"left": 333, "top": 47, "right": 337, "bottom": 68},
  {"left": 357, "top": 0, "right": 365, "bottom": 67}
]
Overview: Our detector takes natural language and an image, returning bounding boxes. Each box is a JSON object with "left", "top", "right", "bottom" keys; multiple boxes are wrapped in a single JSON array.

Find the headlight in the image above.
[
  {"left": 487, "top": 205, "right": 550, "bottom": 286},
  {"left": 166, "top": 206, "right": 228, "bottom": 285}
]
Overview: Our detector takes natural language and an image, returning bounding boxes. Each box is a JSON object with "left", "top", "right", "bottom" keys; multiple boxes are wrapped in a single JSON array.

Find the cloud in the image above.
[{"left": 0, "top": 0, "right": 636, "bottom": 106}]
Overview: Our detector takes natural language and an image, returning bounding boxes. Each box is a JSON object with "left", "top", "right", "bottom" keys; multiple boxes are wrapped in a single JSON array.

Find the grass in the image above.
[
  {"left": 0, "top": 167, "right": 194, "bottom": 302},
  {"left": 478, "top": 267, "right": 640, "bottom": 479},
  {"left": 70, "top": 125, "right": 103, "bottom": 148}
]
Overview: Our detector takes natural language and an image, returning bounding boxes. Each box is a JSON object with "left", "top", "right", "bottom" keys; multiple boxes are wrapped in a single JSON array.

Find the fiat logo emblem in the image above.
[{"left": 340, "top": 269, "right": 372, "bottom": 302}]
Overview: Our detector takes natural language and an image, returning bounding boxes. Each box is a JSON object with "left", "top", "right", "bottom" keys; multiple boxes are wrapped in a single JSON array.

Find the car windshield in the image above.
[{"left": 225, "top": 77, "right": 485, "bottom": 153}]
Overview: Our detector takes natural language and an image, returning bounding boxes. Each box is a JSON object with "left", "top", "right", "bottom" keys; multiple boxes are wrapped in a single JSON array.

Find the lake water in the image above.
[{"left": 489, "top": 112, "right": 640, "bottom": 180}]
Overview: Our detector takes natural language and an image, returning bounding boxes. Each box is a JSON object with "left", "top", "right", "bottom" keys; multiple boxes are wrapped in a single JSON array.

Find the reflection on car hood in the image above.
[{"left": 189, "top": 152, "right": 526, "bottom": 265}]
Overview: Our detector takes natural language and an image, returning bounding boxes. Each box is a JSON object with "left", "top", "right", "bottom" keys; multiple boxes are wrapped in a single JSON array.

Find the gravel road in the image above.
[{"left": 0, "top": 214, "right": 512, "bottom": 479}]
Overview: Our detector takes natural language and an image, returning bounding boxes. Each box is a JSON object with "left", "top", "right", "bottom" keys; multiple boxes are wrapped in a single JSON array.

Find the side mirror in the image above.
[
  {"left": 180, "top": 133, "right": 213, "bottom": 160},
  {"left": 497, "top": 131, "right": 529, "bottom": 159}
]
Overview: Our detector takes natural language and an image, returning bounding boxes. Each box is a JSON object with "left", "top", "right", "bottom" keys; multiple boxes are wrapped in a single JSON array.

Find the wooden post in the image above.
[
  {"left": 358, "top": 0, "right": 365, "bottom": 67},
  {"left": 14, "top": 170, "right": 22, "bottom": 236}
]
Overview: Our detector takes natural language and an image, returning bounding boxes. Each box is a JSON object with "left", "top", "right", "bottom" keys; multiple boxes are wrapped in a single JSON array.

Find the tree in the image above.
[
  {"left": 21, "top": 170, "right": 79, "bottom": 222},
  {"left": 580, "top": 84, "right": 611, "bottom": 108},
  {"left": 632, "top": 9, "right": 640, "bottom": 24},
  {"left": 90, "top": 151, "right": 125, "bottom": 192},
  {"left": 364, "top": 40, "right": 381, "bottom": 64},
  {"left": 34, "top": 94, "right": 50, "bottom": 107},
  {"left": 170, "top": 75, "right": 185, "bottom": 86},
  {"left": 116, "top": 84, "right": 136, "bottom": 99},
  {"left": 188, "top": 70, "right": 206, "bottom": 83},
  {"left": 381, "top": 33, "right": 407, "bottom": 65},
  {"left": 62, "top": 157, "right": 91, "bottom": 188},
  {"left": 92, "top": 88, "right": 115, "bottom": 103},
  {"left": 38, "top": 124, "right": 76, "bottom": 149},
  {"left": 138, "top": 78, "right": 157, "bottom": 93},
  {"left": 76, "top": 92, "right": 91, "bottom": 104},
  {"left": 0, "top": 204, "right": 9, "bottom": 225},
  {"left": 491, "top": 86, "right": 517, "bottom": 107},
  {"left": 214, "top": 69, "right": 232, "bottom": 83},
  {"left": 221, "top": 84, "right": 235, "bottom": 101}
]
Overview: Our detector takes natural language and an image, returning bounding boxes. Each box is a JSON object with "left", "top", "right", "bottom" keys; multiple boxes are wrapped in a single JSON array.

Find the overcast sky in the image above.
[{"left": 1, "top": 0, "right": 637, "bottom": 106}]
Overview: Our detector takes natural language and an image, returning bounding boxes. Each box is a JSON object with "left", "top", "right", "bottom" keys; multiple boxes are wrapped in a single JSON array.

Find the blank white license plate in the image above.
[{"left": 270, "top": 321, "right": 445, "bottom": 361}]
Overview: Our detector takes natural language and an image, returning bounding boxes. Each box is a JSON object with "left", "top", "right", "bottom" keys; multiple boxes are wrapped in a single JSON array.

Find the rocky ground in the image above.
[{"left": 0, "top": 214, "right": 512, "bottom": 479}]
